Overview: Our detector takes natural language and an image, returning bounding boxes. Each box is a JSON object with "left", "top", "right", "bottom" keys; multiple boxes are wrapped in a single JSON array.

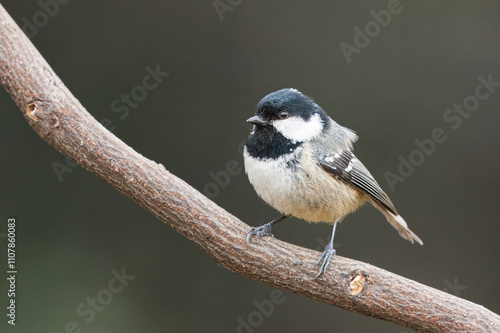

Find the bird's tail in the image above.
[
  {"left": 368, "top": 198, "right": 423, "bottom": 245},
  {"left": 383, "top": 210, "right": 423, "bottom": 245}
]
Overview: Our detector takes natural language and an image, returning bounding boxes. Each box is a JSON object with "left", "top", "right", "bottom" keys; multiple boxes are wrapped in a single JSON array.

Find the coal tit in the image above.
[{"left": 244, "top": 88, "right": 423, "bottom": 278}]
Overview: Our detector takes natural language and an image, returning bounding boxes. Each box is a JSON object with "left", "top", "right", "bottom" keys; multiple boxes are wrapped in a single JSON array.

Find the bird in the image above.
[{"left": 243, "top": 88, "right": 423, "bottom": 278}]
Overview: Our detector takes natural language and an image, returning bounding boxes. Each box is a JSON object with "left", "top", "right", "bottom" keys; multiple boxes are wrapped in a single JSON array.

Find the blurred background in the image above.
[{"left": 1, "top": 1, "right": 499, "bottom": 332}]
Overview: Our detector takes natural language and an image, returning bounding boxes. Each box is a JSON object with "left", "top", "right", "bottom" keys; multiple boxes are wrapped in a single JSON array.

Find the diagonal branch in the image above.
[{"left": 0, "top": 5, "right": 498, "bottom": 332}]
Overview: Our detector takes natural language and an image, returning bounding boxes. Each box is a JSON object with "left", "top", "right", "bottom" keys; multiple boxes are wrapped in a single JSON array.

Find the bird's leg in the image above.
[
  {"left": 246, "top": 215, "right": 289, "bottom": 243},
  {"left": 315, "top": 221, "right": 338, "bottom": 278}
]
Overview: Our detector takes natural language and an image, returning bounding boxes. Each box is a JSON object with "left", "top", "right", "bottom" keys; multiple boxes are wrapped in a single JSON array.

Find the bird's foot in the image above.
[
  {"left": 246, "top": 223, "right": 274, "bottom": 243},
  {"left": 315, "top": 243, "right": 336, "bottom": 278}
]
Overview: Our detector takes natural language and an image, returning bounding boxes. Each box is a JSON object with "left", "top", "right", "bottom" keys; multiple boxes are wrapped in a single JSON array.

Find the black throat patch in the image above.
[{"left": 245, "top": 126, "right": 303, "bottom": 160}]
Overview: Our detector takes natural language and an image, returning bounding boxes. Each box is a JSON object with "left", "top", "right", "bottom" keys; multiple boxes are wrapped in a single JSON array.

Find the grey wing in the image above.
[
  {"left": 319, "top": 150, "right": 397, "bottom": 215},
  {"left": 318, "top": 150, "right": 423, "bottom": 245}
]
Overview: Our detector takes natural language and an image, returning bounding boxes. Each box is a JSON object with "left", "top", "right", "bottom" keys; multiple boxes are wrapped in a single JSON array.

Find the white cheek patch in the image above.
[{"left": 273, "top": 113, "right": 323, "bottom": 142}]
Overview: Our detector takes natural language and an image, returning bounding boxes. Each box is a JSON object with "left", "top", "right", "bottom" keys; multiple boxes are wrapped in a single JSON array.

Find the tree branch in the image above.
[{"left": 0, "top": 5, "right": 498, "bottom": 332}]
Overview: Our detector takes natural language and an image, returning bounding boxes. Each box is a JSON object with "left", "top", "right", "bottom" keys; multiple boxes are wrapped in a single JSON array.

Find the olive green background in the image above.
[{"left": 1, "top": 1, "right": 499, "bottom": 332}]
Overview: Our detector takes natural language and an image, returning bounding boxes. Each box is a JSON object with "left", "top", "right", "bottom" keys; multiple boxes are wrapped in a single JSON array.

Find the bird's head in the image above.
[{"left": 247, "top": 88, "right": 329, "bottom": 143}]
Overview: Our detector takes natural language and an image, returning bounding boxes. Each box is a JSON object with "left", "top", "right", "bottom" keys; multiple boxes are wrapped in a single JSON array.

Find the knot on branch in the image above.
[
  {"left": 24, "top": 100, "right": 61, "bottom": 137},
  {"left": 349, "top": 272, "right": 368, "bottom": 295},
  {"left": 26, "top": 102, "right": 39, "bottom": 121}
]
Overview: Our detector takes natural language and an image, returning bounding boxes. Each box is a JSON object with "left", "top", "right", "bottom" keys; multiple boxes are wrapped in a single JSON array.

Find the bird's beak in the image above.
[{"left": 246, "top": 115, "right": 269, "bottom": 126}]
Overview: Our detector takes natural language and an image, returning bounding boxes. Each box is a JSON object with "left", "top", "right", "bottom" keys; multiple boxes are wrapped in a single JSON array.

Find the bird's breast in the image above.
[{"left": 244, "top": 145, "right": 365, "bottom": 223}]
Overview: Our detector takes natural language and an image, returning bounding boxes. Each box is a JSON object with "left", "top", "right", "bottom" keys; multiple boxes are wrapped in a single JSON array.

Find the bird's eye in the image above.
[{"left": 279, "top": 111, "right": 288, "bottom": 119}]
